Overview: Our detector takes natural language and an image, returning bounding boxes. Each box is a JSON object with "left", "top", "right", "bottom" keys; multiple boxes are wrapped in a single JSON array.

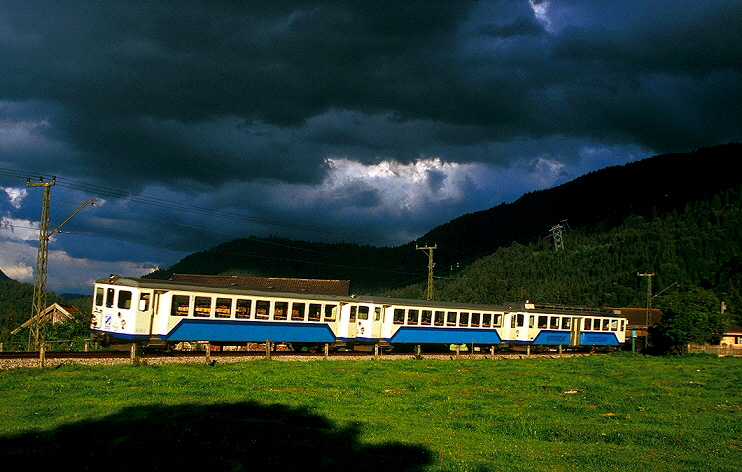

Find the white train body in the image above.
[{"left": 90, "top": 275, "right": 627, "bottom": 349}]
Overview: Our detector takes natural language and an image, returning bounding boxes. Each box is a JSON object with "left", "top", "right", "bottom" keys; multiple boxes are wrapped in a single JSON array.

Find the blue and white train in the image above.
[{"left": 90, "top": 275, "right": 627, "bottom": 350}]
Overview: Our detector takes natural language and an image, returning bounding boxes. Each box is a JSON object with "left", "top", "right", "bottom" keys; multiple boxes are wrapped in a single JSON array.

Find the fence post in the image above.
[
  {"left": 130, "top": 343, "right": 139, "bottom": 365},
  {"left": 39, "top": 342, "right": 46, "bottom": 369},
  {"left": 265, "top": 340, "right": 271, "bottom": 360},
  {"left": 324, "top": 343, "right": 329, "bottom": 359},
  {"left": 205, "top": 342, "right": 211, "bottom": 365}
]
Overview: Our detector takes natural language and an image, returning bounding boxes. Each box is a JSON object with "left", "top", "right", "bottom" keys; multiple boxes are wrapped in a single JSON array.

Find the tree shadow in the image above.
[{"left": 0, "top": 401, "right": 433, "bottom": 471}]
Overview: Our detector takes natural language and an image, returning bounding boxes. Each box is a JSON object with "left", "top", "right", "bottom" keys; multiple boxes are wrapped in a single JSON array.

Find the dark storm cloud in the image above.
[
  {"left": 2, "top": 0, "right": 740, "bottom": 187},
  {"left": 1, "top": 0, "right": 741, "bottom": 292}
]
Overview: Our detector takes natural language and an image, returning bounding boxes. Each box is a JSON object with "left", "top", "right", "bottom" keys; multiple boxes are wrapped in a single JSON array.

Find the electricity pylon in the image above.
[
  {"left": 416, "top": 244, "right": 437, "bottom": 300},
  {"left": 26, "top": 176, "right": 94, "bottom": 350},
  {"left": 26, "top": 177, "right": 55, "bottom": 349}
]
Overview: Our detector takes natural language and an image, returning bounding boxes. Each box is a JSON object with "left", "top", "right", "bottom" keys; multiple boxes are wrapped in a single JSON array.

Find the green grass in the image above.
[{"left": 1, "top": 354, "right": 740, "bottom": 471}]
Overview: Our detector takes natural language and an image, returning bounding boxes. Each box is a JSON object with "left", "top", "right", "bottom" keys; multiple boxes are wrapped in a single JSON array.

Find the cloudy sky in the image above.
[{"left": 1, "top": 1, "right": 740, "bottom": 294}]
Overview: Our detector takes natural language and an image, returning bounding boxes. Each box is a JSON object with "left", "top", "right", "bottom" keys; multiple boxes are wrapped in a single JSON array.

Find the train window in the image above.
[
  {"left": 408, "top": 309, "right": 419, "bottom": 325},
  {"left": 349, "top": 306, "right": 357, "bottom": 322},
  {"left": 292, "top": 302, "right": 306, "bottom": 321},
  {"left": 95, "top": 287, "right": 104, "bottom": 306},
  {"left": 481, "top": 313, "right": 491, "bottom": 327},
  {"left": 459, "top": 312, "right": 469, "bottom": 327},
  {"left": 434, "top": 311, "right": 444, "bottom": 326},
  {"left": 106, "top": 288, "right": 115, "bottom": 308},
  {"left": 308, "top": 303, "right": 322, "bottom": 321},
  {"left": 274, "top": 301, "right": 288, "bottom": 320},
  {"left": 620, "top": 320, "right": 626, "bottom": 331},
  {"left": 374, "top": 307, "right": 382, "bottom": 321},
  {"left": 194, "top": 296, "right": 212, "bottom": 317},
  {"left": 528, "top": 316, "right": 535, "bottom": 329},
  {"left": 393, "top": 309, "right": 405, "bottom": 324},
  {"left": 358, "top": 306, "right": 369, "bottom": 320},
  {"left": 117, "top": 291, "right": 133, "bottom": 309},
  {"left": 171, "top": 295, "right": 190, "bottom": 317},
  {"left": 421, "top": 310, "right": 432, "bottom": 325},
  {"left": 324, "top": 305, "right": 337, "bottom": 322},
  {"left": 550, "top": 317, "right": 559, "bottom": 329},
  {"left": 215, "top": 298, "right": 232, "bottom": 318},
  {"left": 594, "top": 319, "right": 601, "bottom": 330},
  {"left": 236, "top": 299, "right": 252, "bottom": 319},
  {"left": 602, "top": 319, "right": 610, "bottom": 331},
  {"left": 256, "top": 300, "right": 270, "bottom": 320},
  {"left": 561, "top": 317, "right": 571, "bottom": 329},
  {"left": 537, "top": 316, "right": 548, "bottom": 329},
  {"left": 584, "top": 318, "right": 592, "bottom": 330},
  {"left": 446, "top": 312, "right": 457, "bottom": 326},
  {"left": 493, "top": 313, "right": 502, "bottom": 327},
  {"left": 139, "top": 293, "right": 151, "bottom": 311},
  {"left": 470, "top": 313, "right": 480, "bottom": 327},
  {"left": 517, "top": 314, "right": 525, "bottom": 327},
  {"left": 610, "top": 319, "right": 618, "bottom": 331}
]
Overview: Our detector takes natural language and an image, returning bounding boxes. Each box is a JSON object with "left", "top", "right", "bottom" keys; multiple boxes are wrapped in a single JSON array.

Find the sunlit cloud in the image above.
[{"left": 2, "top": 186, "right": 27, "bottom": 209}]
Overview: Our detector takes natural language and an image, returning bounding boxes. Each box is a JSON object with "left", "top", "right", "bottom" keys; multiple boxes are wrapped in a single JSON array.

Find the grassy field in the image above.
[{"left": 0, "top": 353, "right": 740, "bottom": 471}]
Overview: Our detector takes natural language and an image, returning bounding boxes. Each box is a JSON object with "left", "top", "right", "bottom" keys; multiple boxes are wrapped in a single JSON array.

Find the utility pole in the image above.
[
  {"left": 27, "top": 177, "right": 55, "bottom": 350},
  {"left": 26, "top": 176, "right": 94, "bottom": 350},
  {"left": 638, "top": 273, "right": 654, "bottom": 344},
  {"left": 416, "top": 244, "right": 437, "bottom": 300}
]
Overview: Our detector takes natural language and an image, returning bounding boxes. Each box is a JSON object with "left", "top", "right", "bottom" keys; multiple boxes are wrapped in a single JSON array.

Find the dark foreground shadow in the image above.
[{"left": 0, "top": 401, "right": 433, "bottom": 471}]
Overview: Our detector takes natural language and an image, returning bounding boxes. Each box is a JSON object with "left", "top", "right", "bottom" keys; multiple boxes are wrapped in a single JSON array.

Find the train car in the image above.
[{"left": 90, "top": 275, "right": 626, "bottom": 350}]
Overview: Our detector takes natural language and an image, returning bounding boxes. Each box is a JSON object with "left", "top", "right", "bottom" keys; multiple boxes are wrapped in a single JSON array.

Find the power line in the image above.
[
  {"left": 0, "top": 168, "right": 410, "bottom": 245},
  {"left": 1, "top": 168, "right": 430, "bottom": 283}
]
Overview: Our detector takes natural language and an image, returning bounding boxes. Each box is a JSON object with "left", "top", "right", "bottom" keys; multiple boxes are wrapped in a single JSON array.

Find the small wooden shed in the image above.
[{"left": 10, "top": 303, "right": 78, "bottom": 335}]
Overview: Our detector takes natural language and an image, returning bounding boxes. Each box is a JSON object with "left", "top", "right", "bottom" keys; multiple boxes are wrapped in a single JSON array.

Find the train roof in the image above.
[{"left": 96, "top": 274, "right": 624, "bottom": 317}]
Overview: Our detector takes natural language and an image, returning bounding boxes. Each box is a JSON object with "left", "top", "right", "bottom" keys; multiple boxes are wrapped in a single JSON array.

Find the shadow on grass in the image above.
[{"left": 0, "top": 401, "right": 433, "bottom": 471}]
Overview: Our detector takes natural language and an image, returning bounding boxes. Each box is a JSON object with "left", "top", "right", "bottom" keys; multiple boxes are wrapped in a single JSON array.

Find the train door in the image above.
[
  {"left": 509, "top": 312, "right": 529, "bottom": 344},
  {"left": 355, "top": 303, "right": 382, "bottom": 340},
  {"left": 570, "top": 317, "right": 581, "bottom": 346},
  {"left": 148, "top": 290, "right": 167, "bottom": 338},
  {"left": 344, "top": 304, "right": 358, "bottom": 339}
]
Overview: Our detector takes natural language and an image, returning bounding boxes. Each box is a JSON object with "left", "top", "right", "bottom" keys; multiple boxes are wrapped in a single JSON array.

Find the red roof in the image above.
[{"left": 612, "top": 307, "right": 663, "bottom": 327}]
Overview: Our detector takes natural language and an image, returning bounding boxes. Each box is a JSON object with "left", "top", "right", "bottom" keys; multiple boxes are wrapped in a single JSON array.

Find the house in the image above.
[
  {"left": 611, "top": 307, "right": 663, "bottom": 336},
  {"left": 10, "top": 303, "right": 79, "bottom": 335},
  {"left": 720, "top": 320, "right": 742, "bottom": 347}
]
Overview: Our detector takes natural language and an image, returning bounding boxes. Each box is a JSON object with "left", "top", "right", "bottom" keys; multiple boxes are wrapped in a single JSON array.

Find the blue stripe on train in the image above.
[
  {"left": 528, "top": 331, "right": 620, "bottom": 346},
  {"left": 165, "top": 319, "right": 336, "bottom": 343},
  {"left": 91, "top": 329, "right": 149, "bottom": 342},
  {"left": 579, "top": 332, "right": 620, "bottom": 346},
  {"left": 532, "top": 331, "right": 571, "bottom": 345},
  {"left": 390, "top": 326, "right": 502, "bottom": 345}
]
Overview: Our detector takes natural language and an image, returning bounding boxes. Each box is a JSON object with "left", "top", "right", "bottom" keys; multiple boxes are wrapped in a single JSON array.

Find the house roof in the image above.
[
  {"left": 610, "top": 307, "right": 663, "bottom": 327},
  {"left": 170, "top": 274, "right": 350, "bottom": 297},
  {"left": 10, "top": 303, "right": 78, "bottom": 335}
]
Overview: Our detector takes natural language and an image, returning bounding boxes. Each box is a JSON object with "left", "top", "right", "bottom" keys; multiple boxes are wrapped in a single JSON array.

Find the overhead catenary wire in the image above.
[{"left": 0, "top": 168, "right": 428, "bottom": 283}]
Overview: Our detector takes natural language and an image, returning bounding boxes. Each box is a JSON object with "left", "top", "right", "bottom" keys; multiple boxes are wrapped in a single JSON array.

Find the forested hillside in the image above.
[{"left": 385, "top": 184, "right": 742, "bottom": 321}]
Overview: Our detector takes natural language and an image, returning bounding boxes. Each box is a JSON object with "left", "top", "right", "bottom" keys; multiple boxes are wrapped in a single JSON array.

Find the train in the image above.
[{"left": 90, "top": 274, "right": 627, "bottom": 351}]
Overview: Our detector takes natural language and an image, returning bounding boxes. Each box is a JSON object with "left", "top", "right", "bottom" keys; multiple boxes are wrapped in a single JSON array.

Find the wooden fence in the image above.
[{"left": 687, "top": 344, "right": 742, "bottom": 357}]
